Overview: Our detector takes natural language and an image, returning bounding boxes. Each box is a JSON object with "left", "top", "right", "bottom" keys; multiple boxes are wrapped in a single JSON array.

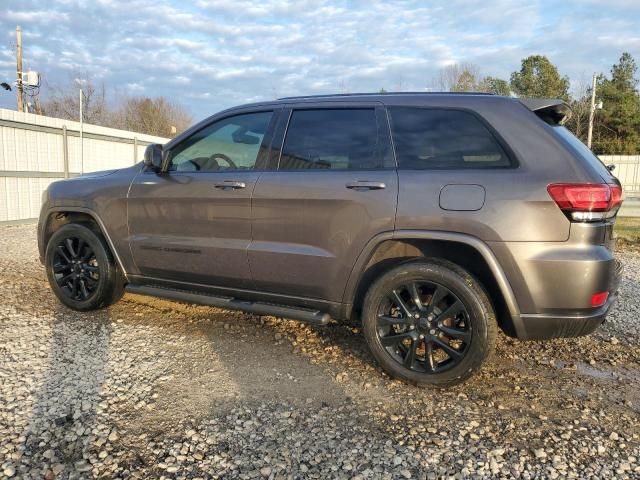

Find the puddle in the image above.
[{"left": 554, "top": 360, "right": 640, "bottom": 382}]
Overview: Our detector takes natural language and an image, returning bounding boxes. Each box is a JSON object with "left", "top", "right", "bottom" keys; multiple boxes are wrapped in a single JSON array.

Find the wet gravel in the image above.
[{"left": 0, "top": 224, "right": 638, "bottom": 479}]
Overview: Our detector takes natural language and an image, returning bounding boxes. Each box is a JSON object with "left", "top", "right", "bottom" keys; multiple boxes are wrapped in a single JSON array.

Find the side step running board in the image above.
[{"left": 125, "top": 285, "right": 331, "bottom": 325}]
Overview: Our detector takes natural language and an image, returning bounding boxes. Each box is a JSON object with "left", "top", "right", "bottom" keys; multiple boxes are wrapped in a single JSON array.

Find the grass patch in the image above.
[{"left": 615, "top": 217, "right": 640, "bottom": 243}]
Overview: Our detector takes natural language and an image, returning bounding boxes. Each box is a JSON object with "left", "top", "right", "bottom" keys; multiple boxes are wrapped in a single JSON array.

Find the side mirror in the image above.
[{"left": 143, "top": 144, "right": 164, "bottom": 172}]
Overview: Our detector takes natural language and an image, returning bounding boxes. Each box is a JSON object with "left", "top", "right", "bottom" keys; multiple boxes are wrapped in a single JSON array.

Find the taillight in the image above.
[
  {"left": 609, "top": 184, "right": 623, "bottom": 210},
  {"left": 591, "top": 291, "right": 609, "bottom": 307},
  {"left": 547, "top": 183, "right": 624, "bottom": 222}
]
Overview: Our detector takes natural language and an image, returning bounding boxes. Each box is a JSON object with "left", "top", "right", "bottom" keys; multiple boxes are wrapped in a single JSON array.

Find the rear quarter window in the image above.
[
  {"left": 550, "top": 126, "right": 616, "bottom": 182},
  {"left": 389, "top": 107, "right": 512, "bottom": 169}
]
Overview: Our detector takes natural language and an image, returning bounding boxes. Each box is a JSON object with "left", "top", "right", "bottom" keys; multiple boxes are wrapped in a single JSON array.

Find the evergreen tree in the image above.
[
  {"left": 510, "top": 55, "right": 570, "bottom": 100},
  {"left": 593, "top": 53, "right": 640, "bottom": 154}
]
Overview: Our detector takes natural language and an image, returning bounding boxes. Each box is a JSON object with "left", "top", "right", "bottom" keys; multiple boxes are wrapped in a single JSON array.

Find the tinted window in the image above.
[
  {"left": 168, "top": 111, "right": 272, "bottom": 172},
  {"left": 280, "top": 109, "right": 382, "bottom": 170},
  {"left": 551, "top": 125, "right": 615, "bottom": 181},
  {"left": 389, "top": 108, "right": 511, "bottom": 169}
]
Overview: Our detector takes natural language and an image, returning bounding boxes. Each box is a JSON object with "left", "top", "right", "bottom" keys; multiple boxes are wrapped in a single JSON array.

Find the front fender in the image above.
[{"left": 38, "top": 206, "right": 129, "bottom": 277}]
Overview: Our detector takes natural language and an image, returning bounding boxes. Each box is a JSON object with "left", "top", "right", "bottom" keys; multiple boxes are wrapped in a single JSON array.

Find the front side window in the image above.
[
  {"left": 389, "top": 107, "right": 512, "bottom": 169},
  {"left": 279, "top": 109, "right": 382, "bottom": 170},
  {"left": 168, "top": 111, "right": 273, "bottom": 172}
]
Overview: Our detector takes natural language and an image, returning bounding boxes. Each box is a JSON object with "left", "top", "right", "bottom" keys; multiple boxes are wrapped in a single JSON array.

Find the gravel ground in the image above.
[{"left": 0, "top": 224, "right": 638, "bottom": 479}]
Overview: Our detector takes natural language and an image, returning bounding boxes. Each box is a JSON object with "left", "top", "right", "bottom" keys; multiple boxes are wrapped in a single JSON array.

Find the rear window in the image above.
[
  {"left": 550, "top": 126, "right": 615, "bottom": 181},
  {"left": 389, "top": 107, "right": 512, "bottom": 169}
]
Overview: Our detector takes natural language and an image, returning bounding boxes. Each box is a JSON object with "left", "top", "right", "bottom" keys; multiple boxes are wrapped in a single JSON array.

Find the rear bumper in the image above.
[{"left": 516, "top": 259, "right": 622, "bottom": 340}]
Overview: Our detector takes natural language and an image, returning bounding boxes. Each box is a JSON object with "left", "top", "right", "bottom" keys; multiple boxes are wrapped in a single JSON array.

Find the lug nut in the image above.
[
  {"left": 429, "top": 329, "right": 436, "bottom": 335},
  {"left": 414, "top": 314, "right": 420, "bottom": 319}
]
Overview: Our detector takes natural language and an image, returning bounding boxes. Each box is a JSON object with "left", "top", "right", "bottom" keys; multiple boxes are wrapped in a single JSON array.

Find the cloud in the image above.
[
  {"left": 0, "top": 0, "right": 638, "bottom": 120},
  {"left": 2, "top": 10, "right": 70, "bottom": 24}
]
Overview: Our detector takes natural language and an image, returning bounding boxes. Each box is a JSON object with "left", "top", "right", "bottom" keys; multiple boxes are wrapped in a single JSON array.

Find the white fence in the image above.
[
  {"left": 0, "top": 109, "right": 168, "bottom": 223},
  {"left": 600, "top": 155, "right": 640, "bottom": 198}
]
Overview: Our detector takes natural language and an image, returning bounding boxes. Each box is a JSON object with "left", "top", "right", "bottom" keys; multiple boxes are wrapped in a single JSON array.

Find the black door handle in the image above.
[
  {"left": 214, "top": 181, "right": 246, "bottom": 190},
  {"left": 346, "top": 181, "right": 386, "bottom": 191}
]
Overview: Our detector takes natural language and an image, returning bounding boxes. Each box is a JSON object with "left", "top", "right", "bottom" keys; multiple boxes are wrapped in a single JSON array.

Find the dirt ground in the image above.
[{"left": 0, "top": 224, "right": 638, "bottom": 479}]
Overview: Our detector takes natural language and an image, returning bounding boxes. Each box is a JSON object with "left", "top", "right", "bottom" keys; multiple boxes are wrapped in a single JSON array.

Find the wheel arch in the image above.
[
  {"left": 40, "top": 207, "right": 127, "bottom": 277},
  {"left": 343, "top": 230, "right": 524, "bottom": 338}
]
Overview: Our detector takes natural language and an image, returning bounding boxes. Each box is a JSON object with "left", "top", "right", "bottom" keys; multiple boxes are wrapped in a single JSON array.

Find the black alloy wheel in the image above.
[
  {"left": 45, "top": 223, "right": 125, "bottom": 311},
  {"left": 376, "top": 281, "right": 471, "bottom": 373},
  {"left": 362, "top": 260, "right": 496, "bottom": 387},
  {"left": 52, "top": 236, "right": 100, "bottom": 301}
]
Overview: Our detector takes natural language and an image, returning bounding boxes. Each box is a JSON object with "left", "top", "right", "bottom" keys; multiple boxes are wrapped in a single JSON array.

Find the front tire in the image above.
[
  {"left": 45, "top": 223, "right": 125, "bottom": 311},
  {"left": 362, "top": 259, "right": 497, "bottom": 387}
]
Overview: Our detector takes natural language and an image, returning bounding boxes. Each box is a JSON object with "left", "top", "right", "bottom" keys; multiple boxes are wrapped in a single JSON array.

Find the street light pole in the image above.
[{"left": 587, "top": 73, "right": 597, "bottom": 149}]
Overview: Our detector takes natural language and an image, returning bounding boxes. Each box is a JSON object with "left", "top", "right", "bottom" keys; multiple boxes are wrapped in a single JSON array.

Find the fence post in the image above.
[
  {"left": 133, "top": 137, "right": 138, "bottom": 165},
  {"left": 62, "top": 126, "right": 69, "bottom": 178}
]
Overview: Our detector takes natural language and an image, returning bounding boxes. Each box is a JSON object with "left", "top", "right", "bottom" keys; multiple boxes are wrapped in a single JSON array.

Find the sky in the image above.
[{"left": 0, "top": 0, "right": 639, "bottom": 122}]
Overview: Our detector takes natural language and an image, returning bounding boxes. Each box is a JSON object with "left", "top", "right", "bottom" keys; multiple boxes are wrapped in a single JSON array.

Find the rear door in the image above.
[
  {"left": 249, "top": 104, "right": 398, "bottom": 302},
  {"left": 127, "top": 109, "right": 275, "bottom": 288}
]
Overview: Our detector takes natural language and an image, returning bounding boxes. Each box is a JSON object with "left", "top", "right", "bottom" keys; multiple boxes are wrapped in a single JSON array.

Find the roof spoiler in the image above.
[{"left": 519, "top": 98, "right": 571, "bottom": 125}]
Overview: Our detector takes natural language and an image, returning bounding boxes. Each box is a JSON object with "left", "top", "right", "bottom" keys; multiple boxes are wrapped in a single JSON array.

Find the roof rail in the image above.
[{"left": 277, "top": 92, "right": 496, "bottom": 100}]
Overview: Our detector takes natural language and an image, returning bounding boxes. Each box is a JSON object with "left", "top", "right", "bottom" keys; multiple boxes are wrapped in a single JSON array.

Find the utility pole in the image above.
[
  {"left": 587, "top": 72, "right": 597, "bottom": 149},
  {"left": 16, "top": 25, "right": 24, "bottom": 112},
  {"left": 79, "top": 88, "right": 84, "bottom": 173}
]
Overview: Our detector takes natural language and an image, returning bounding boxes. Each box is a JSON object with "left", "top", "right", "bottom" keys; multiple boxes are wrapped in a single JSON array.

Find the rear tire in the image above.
[
  {"left": 45, "top": 223, "right": 125, "bottom": 311},
  {"left": 362, "top": 259, "right": 496, "bottom": 387}
]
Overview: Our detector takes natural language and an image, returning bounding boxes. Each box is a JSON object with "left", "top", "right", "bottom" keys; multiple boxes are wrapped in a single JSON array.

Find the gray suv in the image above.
[{"left": 38, "top": 93, "right": 623, "bottom": 386}]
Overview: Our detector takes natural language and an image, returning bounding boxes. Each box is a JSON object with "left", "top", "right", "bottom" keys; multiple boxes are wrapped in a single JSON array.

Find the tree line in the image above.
[
  {"left": 34, "top": 74, "right": 192, "bottom": 138},
  {"left": 36, "top": 52, "right": 639, "bottom": 152},
  {"left": 402, "top": 52, "right": 640, "bottom": 155}
]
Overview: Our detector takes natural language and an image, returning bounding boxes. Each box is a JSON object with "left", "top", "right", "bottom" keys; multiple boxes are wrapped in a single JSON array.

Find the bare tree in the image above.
[
  {"left": 41, "top": 73, "right": 111, "bottom": 125},
  {"left": 38, "top": 74, "right": 192, "bottom": 137},
  {"left": 564, "top": 74, "right": 592, "bottom": 143},
  {"left": 113, "top": 96, "right": 192, "bottom": 138},
  {"left": 433, "top": 63, "right": 482, "bottom": 91},
  {"left": 432, "top": 63, "right": 510, "bottom": 95},
  {"left": 478, "top": 76, "right": 511, "bottom": 96}
]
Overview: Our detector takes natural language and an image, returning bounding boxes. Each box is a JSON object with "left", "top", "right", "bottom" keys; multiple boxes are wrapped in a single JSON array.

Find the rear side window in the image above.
[
  {"left": 279, "top": 109, "right": 382, "bottom": 170},
  {"left": 389, "top": 107, "right": 512, "bottom": 169}
]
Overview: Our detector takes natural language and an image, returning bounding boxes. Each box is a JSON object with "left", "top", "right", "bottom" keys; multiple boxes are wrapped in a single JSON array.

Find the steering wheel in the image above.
[
  {"left": 209, "top": 153, "right": 237, "bottom": 170},
  {"left": 185, "top": 159, "right": 201, "bottom": 171}
]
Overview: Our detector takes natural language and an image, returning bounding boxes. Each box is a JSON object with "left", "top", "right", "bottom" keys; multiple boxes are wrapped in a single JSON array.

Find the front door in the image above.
[
  {"left": 249, "top": 106, "right": 398, "bottom": 302},
  {"left": 127, "top": 110, "right": 274, "bottom": 288}
]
